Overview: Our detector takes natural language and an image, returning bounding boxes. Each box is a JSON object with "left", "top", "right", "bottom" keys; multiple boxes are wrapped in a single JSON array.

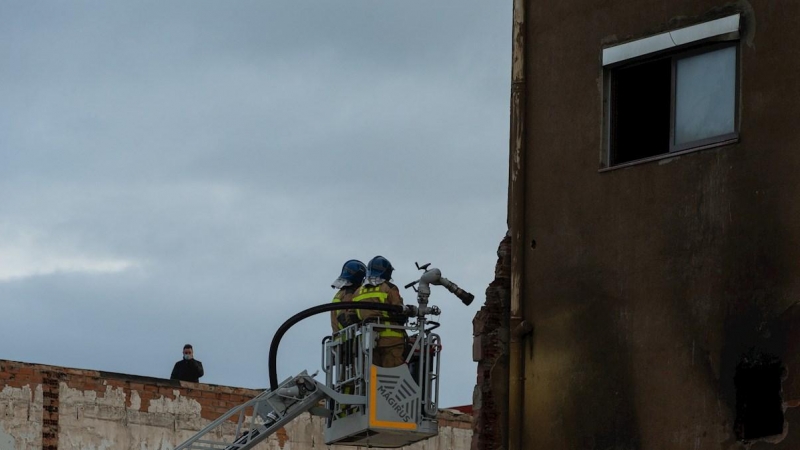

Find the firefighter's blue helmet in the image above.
[
  {"left": 366, "top": 256, "right": 394, "bottom": 284},
  {"left": 331, "top": 259, "right": 366, "bottom": 289}
]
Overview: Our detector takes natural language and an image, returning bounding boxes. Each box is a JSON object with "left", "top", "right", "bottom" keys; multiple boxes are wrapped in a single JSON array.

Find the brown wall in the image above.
[
  {"left": 515, "top": 0, "right": 800, "bottom": 448},
  {"left": 0, "top": 359, "right": 472, "bottom": 450}
]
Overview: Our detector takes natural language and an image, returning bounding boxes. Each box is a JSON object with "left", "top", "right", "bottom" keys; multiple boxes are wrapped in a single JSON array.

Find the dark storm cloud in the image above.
[{"left": 0, "top": 0, "right": 510, "bottom": 406}]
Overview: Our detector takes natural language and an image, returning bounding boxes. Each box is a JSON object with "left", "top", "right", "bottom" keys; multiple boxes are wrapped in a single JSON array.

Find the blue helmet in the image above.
[
  {"left": 365, "top": 256, "right": 393, "bottom": 285},
  {"left": 332, "top": 259, "right": 366, "bottom": 289}
]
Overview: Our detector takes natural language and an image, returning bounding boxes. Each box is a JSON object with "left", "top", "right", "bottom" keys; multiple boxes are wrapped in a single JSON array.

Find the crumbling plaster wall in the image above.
[
  {"left": 0, "top": 360, "right": 471, "bottom": 450},
  {"left": 0, "top": 383, "right": 42, "bottom": 450}
]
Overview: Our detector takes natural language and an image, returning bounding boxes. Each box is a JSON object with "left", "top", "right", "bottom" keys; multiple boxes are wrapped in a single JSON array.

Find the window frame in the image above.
[
  {"left": 669, "top": 42, "right": 740, "bottom": 153},
  {"left": 600, "top": 15, "right": 742, "bottom": 171}
]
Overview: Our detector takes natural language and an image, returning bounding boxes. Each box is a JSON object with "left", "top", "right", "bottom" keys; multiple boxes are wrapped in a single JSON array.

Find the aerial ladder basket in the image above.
[{"left": 174, "top": 263, "right": 473, "bottom": 449}]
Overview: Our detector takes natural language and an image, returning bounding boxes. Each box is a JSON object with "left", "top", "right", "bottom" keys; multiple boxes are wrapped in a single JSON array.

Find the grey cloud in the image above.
[{"left": 0, "top": 0, "right": 511, "bottom": 406}]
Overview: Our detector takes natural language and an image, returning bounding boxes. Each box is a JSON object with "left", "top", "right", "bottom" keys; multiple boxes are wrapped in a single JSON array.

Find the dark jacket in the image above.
[{"left": 170, "top": 359, "right": 204, "bottom": 382}]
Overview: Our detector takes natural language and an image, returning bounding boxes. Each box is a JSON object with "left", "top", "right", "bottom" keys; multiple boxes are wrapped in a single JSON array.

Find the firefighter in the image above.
[
  {"left": 330, "top": 259, "right": 366, "bottom": 416},
  {"left": 330, "top": 259, "right": 367, "bottom": 335},
  {"left": 352, "top": 256, "right": 407, "bottom": 368}
]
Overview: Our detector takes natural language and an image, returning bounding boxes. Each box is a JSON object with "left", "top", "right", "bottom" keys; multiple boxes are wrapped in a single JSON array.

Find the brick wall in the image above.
[
  {"left": 471, "top": 234, "right": 510, "bottom": 450},
  {"left": 0, "top": 359, "right": 471, "bottom": 450}
]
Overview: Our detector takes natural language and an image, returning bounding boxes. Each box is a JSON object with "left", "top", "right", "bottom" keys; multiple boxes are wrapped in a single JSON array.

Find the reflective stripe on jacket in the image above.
[
  {"left": 352, "top": 283, "right": 405, "bottom": 339},
  {"left": 331, "top": 287, "right": 356, "bottom": 334}
]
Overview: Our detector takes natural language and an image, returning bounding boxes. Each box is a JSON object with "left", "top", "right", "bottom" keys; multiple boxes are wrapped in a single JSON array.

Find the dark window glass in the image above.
[{"left": 610, "top": 58, "right": 672, "bottom": 164}]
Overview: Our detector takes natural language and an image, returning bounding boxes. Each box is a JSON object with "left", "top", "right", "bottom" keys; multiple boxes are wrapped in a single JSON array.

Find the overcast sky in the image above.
[{"left": 0, "top": 1, "right": 511, "bottom": 408}]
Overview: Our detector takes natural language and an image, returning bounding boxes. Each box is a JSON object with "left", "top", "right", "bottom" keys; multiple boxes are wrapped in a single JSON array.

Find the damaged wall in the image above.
[
  {"left": 471, "top": 235, "right": 510, "bottom": 450},
  {"left": 503, "top": 0, "right": 800, "bottom": 449},
  {"left": 0, "top": 359, "right": 471, "bottom": 450}
]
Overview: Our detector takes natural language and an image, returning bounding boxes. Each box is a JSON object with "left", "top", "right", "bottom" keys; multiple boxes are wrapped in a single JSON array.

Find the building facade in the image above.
[
  {"left": 500, "top": 0, "right": 800, "bottom": 448},
  {"left": 0, "top": 359, "right": 472, "bottom": 450}
]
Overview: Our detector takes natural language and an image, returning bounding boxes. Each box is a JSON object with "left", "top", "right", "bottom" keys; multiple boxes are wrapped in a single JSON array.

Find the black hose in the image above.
[{"left": 268, "top": 302, "right": 404, "bottom": 391}]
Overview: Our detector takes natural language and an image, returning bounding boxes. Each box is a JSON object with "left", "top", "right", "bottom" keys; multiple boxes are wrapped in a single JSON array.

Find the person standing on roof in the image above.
[
  {"left": 352, "top": 256, "right": 407, "bottom": 368},
  {"left": 330, "top": 259, "right": 367, "bottom": 335},
  {"left": 170, "top": 344, "right": 204, "bottom": 383}
]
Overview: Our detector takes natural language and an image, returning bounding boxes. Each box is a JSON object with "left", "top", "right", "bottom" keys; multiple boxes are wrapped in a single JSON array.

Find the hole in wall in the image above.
[
  {"left": 735, "top": 351, "right": 785, "bottom": 442},
  {"left": 530, "top": 239, "right": 536, "bottom": 249}
]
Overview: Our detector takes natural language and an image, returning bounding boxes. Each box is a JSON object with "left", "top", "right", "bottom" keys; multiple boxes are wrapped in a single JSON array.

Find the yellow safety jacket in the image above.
[
  {"left": 331, "top": 287, "right": 356, "bottom": 334},
  {"left": 352, "top": 282, "right": 405, "bottom": 339}
]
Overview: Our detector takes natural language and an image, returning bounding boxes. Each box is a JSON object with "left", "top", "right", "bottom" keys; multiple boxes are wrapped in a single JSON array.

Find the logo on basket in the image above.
[{"left": 377, "top": 384, "right": 413, "bottom": 422}]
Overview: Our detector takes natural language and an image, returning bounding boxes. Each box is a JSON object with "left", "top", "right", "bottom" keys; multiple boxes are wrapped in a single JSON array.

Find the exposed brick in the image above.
[
  {"left": 214, "top": 385, "right": 235, "bottom": 395},
  {"left": 104, "top": 379, "right": 126, "bottom": 388},
  {"left": 230, "top": 395, "right": 248, "bottom": 404},
  {"left": 2, "top": 357, "right": 472, "bottom": 449},
  {"left": 12, "top": 374, "right": 44, "bottom": 385},
  {"left": 471, "top": 235, "right": 510, "bottom": 450},
  {"left": 276, "top": 427, "right": 289, "bottom": 448},
  {"left": 84, "top": 380, "right": 105, "bottom": 392},
  {"left": 158, "top": 387, "right": 177, "bottom": 397},
  {"left": 200, "top": 409, "right": 217, "bottom": 420},
  {"left": 40, "top": 371, "right": 62, "bottom": 450}
]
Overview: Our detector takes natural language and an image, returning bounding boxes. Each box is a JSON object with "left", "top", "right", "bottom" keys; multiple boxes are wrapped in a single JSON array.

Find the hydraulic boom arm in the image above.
[{"left": 174, "top": 371, "right": 356, "bottom": 450}]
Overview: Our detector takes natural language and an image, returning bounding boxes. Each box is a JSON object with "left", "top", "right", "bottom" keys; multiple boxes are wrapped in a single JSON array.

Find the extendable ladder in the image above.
[{"left": 174, "top": 371, "right": 328, "bottom": 450}]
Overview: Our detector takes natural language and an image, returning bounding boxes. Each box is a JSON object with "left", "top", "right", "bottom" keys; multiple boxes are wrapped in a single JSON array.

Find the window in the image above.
[{"left": 603, "top": 15, "right": 741, "bottom": 168}]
